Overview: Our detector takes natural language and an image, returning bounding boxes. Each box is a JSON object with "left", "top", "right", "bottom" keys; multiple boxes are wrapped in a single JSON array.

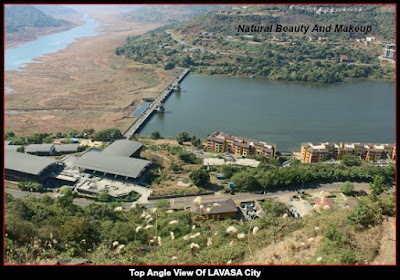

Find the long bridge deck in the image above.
[{"left": 122, "top": 68, "right": 189, "bottom": 137}]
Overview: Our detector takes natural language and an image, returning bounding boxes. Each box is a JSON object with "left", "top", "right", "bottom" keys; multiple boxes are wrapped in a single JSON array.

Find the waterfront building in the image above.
[
  {"left": 364, "top": 143, "right": 396, "bottom": 161},
  {"left": 206, "top": 131, "right": 276, "bottom": 158},
  {"left": 300, "top": 143, "right": 329, "bottom": 163},
  {"left": 300, "top": 142, "right": 396, "bottom": 163}
]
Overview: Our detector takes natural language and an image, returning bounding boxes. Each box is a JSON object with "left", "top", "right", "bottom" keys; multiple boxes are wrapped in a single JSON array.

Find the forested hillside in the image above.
[
  {"left": 32, "top": 5, "right": 78, "bottom": 17},
  {"left": 5, "top": 190, "right": 395, "bottom": 264},
  {"left": 116, "top": 5, "right": 395, "bottom": 83},
  {"left": 123, "top": 5, "right": 226, "bottom": 23},
  {"left": 5, "top": 5, "right": 71, "bottom": 33}
]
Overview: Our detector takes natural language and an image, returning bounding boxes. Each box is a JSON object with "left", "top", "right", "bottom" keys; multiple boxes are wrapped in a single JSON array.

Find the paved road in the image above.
[
  {"left": 6, "top": 182, "right": 391, "bottom": 210},
  {"left": 138, "top": 182, "right": 376, "bottom": 209},
  {"left": 5, "top": 188, "right": 93, "bottom": 207},
  {"left": 5, "top": 186, "right": 151, "bottom": 208}
]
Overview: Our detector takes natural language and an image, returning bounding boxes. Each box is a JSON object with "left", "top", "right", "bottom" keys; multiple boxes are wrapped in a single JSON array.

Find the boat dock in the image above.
[{"left": 122, "top": 68, "right": 189, "bottom": 137}]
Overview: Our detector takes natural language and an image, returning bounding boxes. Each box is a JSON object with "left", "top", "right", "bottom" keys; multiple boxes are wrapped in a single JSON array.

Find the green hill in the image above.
[
  {"left": 124, "top": 4, "right": 227, "bottom": 23},
  {"left": 32, "top": 5, "right": 78, "bottom": 16},
  {"left": 5, "top": 5, "right": 71, "bottom": 33},
  {"left": 116, "top": 5, "right": 395, "bottom": 83}
]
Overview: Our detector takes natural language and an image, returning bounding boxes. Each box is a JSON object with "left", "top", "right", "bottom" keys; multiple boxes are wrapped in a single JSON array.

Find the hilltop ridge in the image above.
[{"left": 116, "top": 4, "right": 395, "bottom": 83}]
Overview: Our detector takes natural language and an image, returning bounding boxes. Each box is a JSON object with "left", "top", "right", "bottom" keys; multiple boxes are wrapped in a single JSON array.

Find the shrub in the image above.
[
  {"left": 347, "top": 199, "right": 383, "bottom": 229},
  {"left": 342, "top": 155, "right": 361, "bottom": 166},
  {"left": 150, "top": 131, "right": 162, "bottom": 140},
  {"left": 340, "top": 181, "right": 354, "bottom": 195},
  {"left": 18, "top": 181, "right": 43, "bottom": 192},
  {"left": 189, "top": 168, "right": 210, "bottom": 187}
]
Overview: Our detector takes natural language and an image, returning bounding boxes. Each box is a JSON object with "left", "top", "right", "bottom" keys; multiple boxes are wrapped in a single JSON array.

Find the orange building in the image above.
[
  {"left": 301, "top": 142, "right": 396, "bottom": 163},
  {"left": 207, "top": 132, "right": 276, "bottom": 158}
]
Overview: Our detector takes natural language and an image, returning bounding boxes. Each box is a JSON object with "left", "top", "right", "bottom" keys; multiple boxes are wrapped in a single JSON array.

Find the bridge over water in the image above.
[{"left": 122, "top": 68, "right": 189, "bottom": 137}]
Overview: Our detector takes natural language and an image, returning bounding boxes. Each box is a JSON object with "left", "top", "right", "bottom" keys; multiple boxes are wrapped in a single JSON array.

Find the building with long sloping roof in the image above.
[
  {"left": 5, "top": 150, "right": 58, "bottom": 182},
  {"left": 73, "top": 150, "right": 151, "bottom": 180},
  {"left": 54, "top": 144, "right": 80, "bottom": 154},
  {"left": 5, "top": 145, "right": 22, "bottom": 152},
  {"left": 25, "top": 144, "right": 56, "bottom": 156},
  {"left": 102, "top": 139, "right": 143, "bottom": 157}
]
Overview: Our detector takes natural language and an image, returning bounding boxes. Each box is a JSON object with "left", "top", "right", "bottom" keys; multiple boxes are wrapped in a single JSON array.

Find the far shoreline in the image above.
[{"left": 5, "top": 13, "right": 88, "bottom": 50}]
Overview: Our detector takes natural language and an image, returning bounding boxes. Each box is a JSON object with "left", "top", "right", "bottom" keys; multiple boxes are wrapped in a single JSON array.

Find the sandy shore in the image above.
[{"left": 5, "top": 7, "right": 173, "bottom": 136}]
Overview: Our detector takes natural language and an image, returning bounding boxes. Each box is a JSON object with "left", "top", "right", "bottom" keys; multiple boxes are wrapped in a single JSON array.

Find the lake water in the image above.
[
  {"left": 139, "top": 74, "right": 396, "bottom": 152},
  {"left": 5, "top": 13, "right": 100, "bottom": 71}
]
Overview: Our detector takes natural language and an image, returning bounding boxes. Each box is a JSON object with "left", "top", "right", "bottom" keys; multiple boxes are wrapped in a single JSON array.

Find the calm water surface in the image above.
[
  {"left": 139, "top": 74, "right": 395, "bottom": 152},
  {"left": 5, "top": 14, "right": 100, "bottom": 71}
]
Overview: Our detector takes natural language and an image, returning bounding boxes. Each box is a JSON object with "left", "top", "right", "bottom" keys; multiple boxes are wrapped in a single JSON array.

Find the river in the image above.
[
  {"left": 139, "top": 74, "right": 395, "bottom": 152},
  {"left": 5, "top": 13, "right": 100, "bottom": 71}
]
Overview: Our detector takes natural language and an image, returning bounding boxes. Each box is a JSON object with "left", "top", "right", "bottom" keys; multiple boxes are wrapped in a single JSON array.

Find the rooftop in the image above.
[
  {"left": 54, "top": 144, "right": 80, "bottom": 153},
  {"left": 191, "top": 198, "right": 238, "bottom": 215},
  {"left": 102, "top": 139, "right": 143, "bottom": 157},
  {"left": 74, "top": 151, "right": 151, "bottom": 179},
  {"left": 5, "top": 150, "right": 58, "bottom": 176},
  {"left": 5, "top": 145, "right": 22, "bottom": 152},
  {"left": 25, "top": 144, "right": 55, "bottom": 153}
]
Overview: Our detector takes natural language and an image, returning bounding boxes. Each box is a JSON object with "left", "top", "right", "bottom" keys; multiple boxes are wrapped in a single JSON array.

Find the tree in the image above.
[
  {"left": 176, "top": 132, "right": 190, "bottom": 145},
  {"left": 164, "top": 62, "right": 175, "bottom": 70},
  {"left": 129, "top": 134, "right": 139, "bottom": 141},
  {"left": 169, "top": 162, "right": 183, "bottom": 173},
  {"left": 43, "top": 135, "right": 53, "bottom": 143},
  {"left": 82, "top": 128, "right": 95, "bottom": 137},
  {"left": 231, "top": 172, "right": 261, "bottom": 192},
  {"left": 260, "top": 199, "right": 288, "bottom": 218},
  {"left": 57, "top": 187, "right": 74, "bottom": 208},
  {"left": 347, "top": 198, "right": 383, "bottom": 229},
  {"left": 5, "top": 130, "right": 15, "bottom": 139},
  {"left": 178, "top": 151, "right": 197, "bottom": 164},
  {"left": 189, "top": 169, "right": 210, "bottom": 187},
  {"left": 342, "top": 155, "right": 361, "bottom": 166},
  {"left": 18, "top": 181, "right": 43, "bottom": 192},
  {"left": 69, "top": 130, "right": 79, "bottom": 137},
  {"left": 60, "top": 217, "right": 97, "bottom": 247},
  {"left": 150, "top": 131, "right": 161, "bottom": 140},
  {"left": 16, "top": 146, "right": 25, "bottom": 153},
  {"left": 190, "top": 136, "right": 201, "bottom": 147},
  {"left": 221, "top": 166, "right": 238, "bottom": 179},
  {"left": 92, "top": 128, "right": 122, "bottom": 142},
  {"left": 340, "top": 181, "right": 354, "bottom": 195},
  {"left": 369, "top": 175, "right": 388, "bottom": 195},
  {"left": 98, "top": 191, "right": 111, "bottom": 202}
]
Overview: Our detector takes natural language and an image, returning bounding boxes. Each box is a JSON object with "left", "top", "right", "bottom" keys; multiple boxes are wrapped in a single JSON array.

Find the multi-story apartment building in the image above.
[
  {"left": 301, "top": 142, "right": 396, "bottom": 163},
  {"left": 364, "top": 143, "right": 396, "bottom": 161},
  {"left": 301, "top": 142, "right": 331, "bottom": 163},
  {"left": 207, "top": 132, "right": 276, "bottom": 158}
]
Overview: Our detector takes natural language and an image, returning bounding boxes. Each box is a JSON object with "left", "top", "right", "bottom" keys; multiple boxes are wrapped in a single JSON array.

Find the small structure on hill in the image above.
[{"left": 190, "top": 198, "right": 238, "bottom": 220}]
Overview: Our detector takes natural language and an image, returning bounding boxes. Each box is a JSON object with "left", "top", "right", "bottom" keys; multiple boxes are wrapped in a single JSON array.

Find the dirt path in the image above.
[{"left": 373, "top": 217, "right": 396, "bottom": 265}]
